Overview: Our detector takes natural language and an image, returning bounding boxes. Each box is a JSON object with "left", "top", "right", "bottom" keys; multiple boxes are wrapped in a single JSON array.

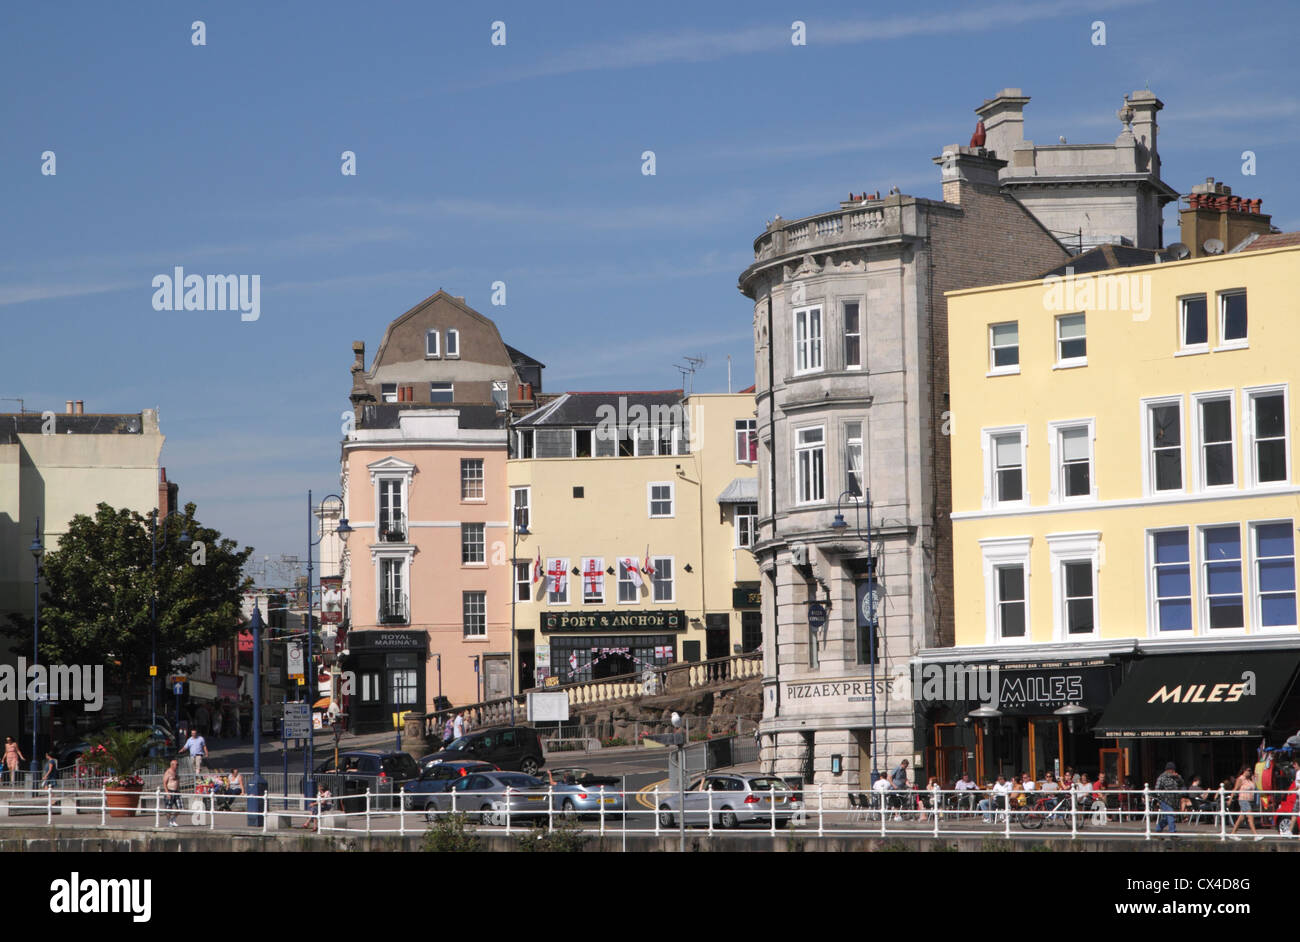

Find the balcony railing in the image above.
[
  {"left": 378, "top": 514, "right": 407, "bottom": 543},
  {"left": 379, "top": 597, "right": 409, "bottom": 625}
]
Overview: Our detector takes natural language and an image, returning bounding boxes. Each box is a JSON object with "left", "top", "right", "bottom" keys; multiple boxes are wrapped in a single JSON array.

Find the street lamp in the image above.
[
  {"left": 306, "top": 491, "right": 352, "bottom": 799},
  {"left": 829, "top": 488, "right": 881, "bottom": 784},
  {"left": 247, "top": 601, "right": 266, "bottom": 825},
  {"left": 510, "top": 511, "right": 529, "bottom": 724},
  {"left": 29, "top": 518, "right": 43, "bottom": 776},
  {"left": 151, "top": 509, "right": 190, "bottom": 732},
  {"left": 671, "top": 711, "right": 686, "bottom": 853}
]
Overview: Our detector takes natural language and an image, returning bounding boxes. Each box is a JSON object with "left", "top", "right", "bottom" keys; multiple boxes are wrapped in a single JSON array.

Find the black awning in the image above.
[{"left": 1095, "top": 650, "right": 1300, "bottom": 739}]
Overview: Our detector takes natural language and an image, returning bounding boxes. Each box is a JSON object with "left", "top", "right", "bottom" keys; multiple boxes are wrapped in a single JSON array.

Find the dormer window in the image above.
[{"left": 425, "top": 329, "right": 440, "bottom": 358}]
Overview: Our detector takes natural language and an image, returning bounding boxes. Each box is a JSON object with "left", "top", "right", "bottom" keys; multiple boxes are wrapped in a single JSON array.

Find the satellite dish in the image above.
[
  {"left": 1204, "top": 238, "right": 1225, "bottom": 255},
  {"left": 1167, "top": 242, "right": 1190, "bottom": 260}
]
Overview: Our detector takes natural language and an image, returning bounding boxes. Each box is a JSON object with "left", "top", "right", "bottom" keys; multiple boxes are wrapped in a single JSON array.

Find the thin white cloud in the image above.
[
  {"left": 471, "top": 0, "right": 1153, "bottom": 85},
  {"left": 0, "top": 279, "right": 136, "bottom": 308}
]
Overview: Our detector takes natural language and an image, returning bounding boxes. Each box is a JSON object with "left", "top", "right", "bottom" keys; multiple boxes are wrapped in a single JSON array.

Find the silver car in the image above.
[
  {"left": 428, "top": 771, "right": 554, "bottom": 825},
  {"left": 657, "top": 773, "right": 794, "bottom": 829},
  {"left": 538, "top": 767, "right": 626, "bottom": 818}
]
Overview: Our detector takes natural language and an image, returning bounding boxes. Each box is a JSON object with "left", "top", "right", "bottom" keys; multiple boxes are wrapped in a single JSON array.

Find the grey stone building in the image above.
[{"left": 739, "top": 88, "right": 1173, "bottom": 797}]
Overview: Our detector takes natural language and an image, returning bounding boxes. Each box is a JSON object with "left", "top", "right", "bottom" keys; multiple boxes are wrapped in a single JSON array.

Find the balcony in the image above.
[
  {"left": 378, "top": 513, "right": 407, "bottom": 543},
  {"left": 379, "top": 597, "right": 409, "bottom": 625}
]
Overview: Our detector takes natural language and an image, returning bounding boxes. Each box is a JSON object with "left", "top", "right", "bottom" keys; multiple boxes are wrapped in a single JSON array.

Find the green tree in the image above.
[{"left": 6, "top": 501, "right": 252, "bottom": 718}]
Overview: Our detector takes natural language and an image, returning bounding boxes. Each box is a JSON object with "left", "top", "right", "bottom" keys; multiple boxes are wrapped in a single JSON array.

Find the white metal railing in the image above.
[{"left": 3, "top": 783, "right": 1295, "bottom": 842}]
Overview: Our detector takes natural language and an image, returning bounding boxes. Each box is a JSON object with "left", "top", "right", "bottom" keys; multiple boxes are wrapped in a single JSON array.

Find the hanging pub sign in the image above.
[
  {"left": 320, "top": 575, "right": 343, "bottom": 625},
  {"left": 542, "top": 609, "right": 686, "bottom": 633},
  {"left": 732, "top": 584, "right": 761, "bottom": 609}
]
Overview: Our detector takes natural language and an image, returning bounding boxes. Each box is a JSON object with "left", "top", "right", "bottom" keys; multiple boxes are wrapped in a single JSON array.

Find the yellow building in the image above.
[
  {"left": 507, "top": 391, "right": 760, "bottom": 688},
  {"left": 933, "top": 235, "right": 1300, "bottom": 786}
]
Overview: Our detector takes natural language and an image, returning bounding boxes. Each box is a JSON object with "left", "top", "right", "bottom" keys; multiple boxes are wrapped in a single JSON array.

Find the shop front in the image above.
[
  {"left": 1095, "top": 649, "right": 1300, "bottom": 786},
  {"left": 732, "top": 583, "right": 762, "bottom": 654},
  {"left": 541, "top": 609, "right": 685, "bottom": 685},
  {"left": 919, "top": 657, "right": 1121, "bottom": 786},
  {"left": 342, "top": 629, "right": 429, "bottom": 733}
]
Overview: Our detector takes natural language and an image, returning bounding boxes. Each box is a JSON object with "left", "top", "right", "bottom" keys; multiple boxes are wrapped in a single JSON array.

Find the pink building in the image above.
[{"left": 340, "top": 291, "right": 544, "bottom": 732}]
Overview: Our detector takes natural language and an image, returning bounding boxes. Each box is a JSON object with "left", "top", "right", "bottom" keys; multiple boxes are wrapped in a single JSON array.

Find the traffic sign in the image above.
[
  {"left": 173, "top": 682, "right": 184, "bottom": 696},
  {"left": 149, "top": 665, "right": 158, "bottom": 677},
  {"left": 282, "top": 702, "right": 312, "bottom": 739}
]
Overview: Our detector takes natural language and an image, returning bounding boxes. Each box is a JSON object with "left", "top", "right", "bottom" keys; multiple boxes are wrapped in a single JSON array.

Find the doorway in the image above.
[
  {"left": 705, "top": 614, "right": 729, "bottom": 681},
  {"left": 593, "top": 653, "right": 635, "bottom": 679}
]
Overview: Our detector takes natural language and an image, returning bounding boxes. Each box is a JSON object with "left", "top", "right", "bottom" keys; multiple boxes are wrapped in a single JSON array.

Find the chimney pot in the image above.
[
  {"left": 75, "top": 400, "right": 84, "bottom": 414},
  {"left": 65, "top": 400, "right": 74, "bottom": 414}
]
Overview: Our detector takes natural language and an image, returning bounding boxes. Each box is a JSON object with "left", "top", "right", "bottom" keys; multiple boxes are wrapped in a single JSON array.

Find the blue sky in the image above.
[{"left": 3, "top": 0, "right": 1298, "bottom": 567}]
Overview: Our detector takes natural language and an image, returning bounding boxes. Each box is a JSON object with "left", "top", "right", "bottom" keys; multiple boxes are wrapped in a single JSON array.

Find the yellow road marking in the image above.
[{"left": 637, "top": 779, "right": 669, "bottom": 810}]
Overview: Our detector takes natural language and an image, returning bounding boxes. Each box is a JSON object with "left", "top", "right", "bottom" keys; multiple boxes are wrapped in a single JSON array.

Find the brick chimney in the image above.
[
  {"left": 1179, "top": 177, "right": 1273, "bottom": 256},
  {"left": 349, "top": 340, "right": 374, "bottom": 407},
  {"left": 974, "top": 88, "right": 1030, "bottom": 161},
  {"left": 933, "top": 146, "right": 1007, "bottom": 204},
  {"left": 65, "top": 400, "right": 74, "bottom": 414}
]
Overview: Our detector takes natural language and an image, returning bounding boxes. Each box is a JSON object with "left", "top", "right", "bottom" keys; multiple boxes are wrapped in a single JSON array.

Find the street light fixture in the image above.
[
  {"left": 510, "top": 508, "right": 529, "bottom": 724},
  {"left": 305, "top": 491, "right": 351, "bottom": 799},
  {"left": 29, "top": 518, "right": 43, "bottom": 776},
  {"left": 830, "top": 488, "right": 882, "bottom": 784}
]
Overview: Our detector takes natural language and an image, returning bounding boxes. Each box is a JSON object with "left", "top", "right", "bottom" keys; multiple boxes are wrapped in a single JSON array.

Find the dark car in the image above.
[
  {"left": 420, "top": 726, "right": 545, "bottom": 775},
  {"left": 314, "top": 751, "right": 421, "bottom": 811},
  {"left": 404, "top": 759, "right": 499, "bottom": 815}
]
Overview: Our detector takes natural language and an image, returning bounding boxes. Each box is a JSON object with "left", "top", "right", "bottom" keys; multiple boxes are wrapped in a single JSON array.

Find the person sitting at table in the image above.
[
  {"left": 953, "top": 773, "right": 978, "bottom": 813},
  {"left": 227, "top": 768, "right": 244, "bottom": 796},
  {"left": 1009, "top": 774, "right": 1026, "bottom": 811},
  {"left": 977, "top": 775, "right": 1011, "bottom": 823}
]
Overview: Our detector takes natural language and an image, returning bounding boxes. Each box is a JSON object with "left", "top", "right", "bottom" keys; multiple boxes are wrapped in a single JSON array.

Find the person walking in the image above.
[
  {"left": 1154, "top": 761, "right": 1184, "bottom": 834},
  {"left": 1230, "top": 767, "right": 1263, "bottom": 841},
  {"left": 889, "top": 759, "right": 910, "bottom": 820},
  {"left": 40, "top": 751, "right": 58, "bottom": 789},
  {"left": 452, "top": 710, "right": 465, "bottom": 741},
  {"left": 179, "top": 728, "right": 208, "bottom": 778},
  {"left": 3, "top": 736, "right": 24, "bottom": 786},
  {"left": 442, "top": 713, "right": 455, "bottom": 747},
  {"left": 162, "top": 759, "right": 182, "bottom": 827}
]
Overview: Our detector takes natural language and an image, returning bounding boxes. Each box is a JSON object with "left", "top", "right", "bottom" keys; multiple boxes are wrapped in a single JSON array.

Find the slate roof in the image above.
[
  {"left": 356, "top": 403, "right": 505, "bottom": 431},
  {"left": 0, "top": 413, "right": 145, "bottom": 445},
  {"left": 1038, "top": 244, "right": 1167, "bottom": 278}
]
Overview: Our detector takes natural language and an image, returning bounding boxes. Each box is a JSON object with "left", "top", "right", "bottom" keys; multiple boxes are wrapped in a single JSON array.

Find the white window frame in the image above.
[
  {"left": 1250, "top": 518, "right": 1298, "bottom": 632},
  {"left": 514, "top": 560, "right": 531, "bottom": 602},
  {"left": 1243, "top": 384, "right": 1290, "bottom": 488},
  {"left": 735, "top": 419, "right": 757, "bottom": 464},
  {"left": 735, "top": 502, "right": 757, "bottom": 549},
  {"left": 844, "top": 421, "right": 864, "bottom": 500},
  {"left": 1146, "top": 527, "right": 1195, "bottom": 637},
  {"left": 1192, "top": 390, "right": 1238, "bottom": 491},
  {"left": 1216, "top": 289, "right": 1248, "bottom": 350},
  {"left": 793, "top": 305, "right": 824, "bottom": 375},
  {"left": 546, "top": 557, "right": 570, "bottom": 605},
  {"left": 1046, "top": 532, "right": 1100, "bottom": 641},
  {"left": 373, "top": 549, "right": 412, "bottom": 625},
  {"left": 617, "top": 560, "right": 639, "bottom": 604},
  {"left": 981, "top": 425, "right": 1029, "bottom": 510},
  {"left": 988, "top": 321, "right": 1020, "bottom": 376},
  {"left": 1197, "top": 522, "right": 1247, "bottom": 636},
  {"left": 461, "top": 523, "right": 486, "bottom": 566},
  {"left": 795, "top": 425, "right": 826, "bottom": 505},
  {"left": 648, "top": 482, "right": 675, "bottom": 518},
  {"left": 492, "top": 380, "right": 509, "bottom": 410},
  {"left": 842, "top": 299, "right": 862, "bottom": 371},
  {"left": 462, "top": 590, "right": 486, "bottom": 638},
  {"left": 1054, "top": 313, "right": 1087, "bottom": 368},
  {"left": 980, "top": 537, "right": 1032, "bottom": 645},
  {"left": 651, "top": 556, "right": 674, "bottom": 603},
  {"left": 1140, "top": 396, "right": 1186, "bottom": 497},
  {"left": 580, "top": 557, "right": 605, "bottom": 604},
  {"left": 460, "top": 458, "right": 485, "bottom": 502},
  {"left": 1047, "top": 418, "right": 1096, "bottom": 504},
  {"left": 446, "top": 328, "right": 460, "bottom": 359},
  {"left": 512, "top": 486, "right": 530, "bottom": 532},
  {"left": 1178, "top": 294, "right": 1209, "bottom": 354},
  {"left": 381, "top": 383, "right": 398, "bottom": 403},
  {"left": 425, "top": 329, "right": 440, "bottom": 359},
  {"left": 430, "top": 381, "right": 454, "bottom": 404}
]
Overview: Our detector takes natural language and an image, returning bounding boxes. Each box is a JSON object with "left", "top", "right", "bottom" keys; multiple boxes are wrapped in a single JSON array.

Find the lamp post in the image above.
[
  {"left": 305, "top": 491, "right": 352, "bottom": 799},
  {"left": 247, "top": 601, "right": 266, "bottom": 825},
  {"left": 151, "top": 509, "right": 190, "bottom": 732},
  {"left": 29, "top": 518, "right": 43, "bottom": 776},
  {"left": 510, "top": 507, "right": 529, "bottom": 724},
  {"left": 830, "top": 488, "right": 880, "bottom": 783}
]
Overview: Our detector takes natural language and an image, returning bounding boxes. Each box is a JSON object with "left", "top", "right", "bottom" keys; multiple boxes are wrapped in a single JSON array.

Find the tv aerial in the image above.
[{"left": 673, "top": 355, "right": 705, "bottom": 394}]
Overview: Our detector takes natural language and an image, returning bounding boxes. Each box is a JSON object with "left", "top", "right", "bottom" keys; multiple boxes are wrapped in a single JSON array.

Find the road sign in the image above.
[
  {"left": 282, "top": 702, "right": 311, "bottom": 739},
  {"left": 808, "top": 602, "right": 827, "bottom": 630},
  {"left": 526, "top": 691, "right": 569, "bottom": 723},
  {"left": 287, "top": 642, "right": 304, "bottom": 681},
  {"left": 149, "top": 665, "right": 157, "bottom": 677},
  {"left": 173, "top": 682, "right": 184, "bottom": 696}
]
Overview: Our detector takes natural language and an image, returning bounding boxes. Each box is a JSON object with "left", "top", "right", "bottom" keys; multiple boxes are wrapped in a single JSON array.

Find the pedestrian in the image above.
[
  {"left": 212, "top": 708, "right": 223, "bottom": 740},
  {"left": 40, "top": 751, "right": 58, "bottom": 789},
  {"left": 1154, "top": 761, "right": 1184, "bottom": 833},
  {"left": 179, "top": 728, "right": 208, "bottom": 778},
  {"left": 442, "top": 713, "right": 455, "bottom": 747},
  {"left": 162, "top": 759, "right": 182, "bottom": 827},
  {"left": 452, "top": 710, "right": 465, "bottom": 741},
  {"left": 3, "top": 736, "right": 24, "bottom": 785},
  {"left": 1230, "top": 767, "right": 1263, "bottom": 841},
  {"left": 889, "top": 759, "right": 910, "bottom": 819}
]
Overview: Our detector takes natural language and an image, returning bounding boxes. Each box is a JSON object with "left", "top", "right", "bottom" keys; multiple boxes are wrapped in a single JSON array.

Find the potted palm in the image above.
[{"left": 86, "top": 729, "right": 151, "bottom": 817}]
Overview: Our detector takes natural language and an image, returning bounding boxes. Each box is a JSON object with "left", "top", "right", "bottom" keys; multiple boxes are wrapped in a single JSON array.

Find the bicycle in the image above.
[{"left": 1019, "top": 792, "right": 1078, "bottom": 830}]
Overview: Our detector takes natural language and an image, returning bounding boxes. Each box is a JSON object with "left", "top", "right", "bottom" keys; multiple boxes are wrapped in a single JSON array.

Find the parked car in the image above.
[
  {"left": 425, "top": 771, "right": 553, "bottom": 824},
  {"left": 656, "top": 773, "right": 793, "bottom": 829},
  {"left": 314, "top": 751, "right": 421, "bottom": 812},
  {"left": 56, "top": 724, "right": 174, "bottom": 768},
  {"left": 420, "top": 726, "right": 545, "bottom": 775},
  {"left": 534, "top": 767, "right": 625, "bottom": 818},
  {"left": 404, "top": 760, "right": 499, "bottom": 813}
]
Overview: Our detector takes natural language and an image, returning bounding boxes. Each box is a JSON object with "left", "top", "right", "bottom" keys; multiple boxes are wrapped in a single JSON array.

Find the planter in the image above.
[{"left": 105, "top": 784, "right": 144, "bottom": 818}]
